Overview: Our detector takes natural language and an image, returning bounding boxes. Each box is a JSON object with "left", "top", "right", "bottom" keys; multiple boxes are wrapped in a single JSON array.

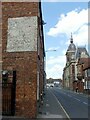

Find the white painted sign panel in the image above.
[{"left": 7, "top": 16, "right": 37, "bottom": 52}]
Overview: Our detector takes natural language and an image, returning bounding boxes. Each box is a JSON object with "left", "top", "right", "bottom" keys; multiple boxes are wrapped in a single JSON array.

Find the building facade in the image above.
[
  {"left": 77, "top": 58, "right": 90, "bottom": 93},
  {"left": 63, "top": 34, "right": 89, "bottom": 92},
  {"left": 2, "top": 2, "right": 45, "bottom": 118}
]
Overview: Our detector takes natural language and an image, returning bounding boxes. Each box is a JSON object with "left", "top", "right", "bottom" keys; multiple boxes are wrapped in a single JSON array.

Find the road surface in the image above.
[{"left": 49, "top": 86, "right": 89, "bottom": 119}]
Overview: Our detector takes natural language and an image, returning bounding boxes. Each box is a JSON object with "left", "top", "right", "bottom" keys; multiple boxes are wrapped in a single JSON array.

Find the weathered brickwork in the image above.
[
  {"left": 0, "top": 1, "right": 2, "bottom": 115},
  {"left": 2, "top": 2, "right": 45, "bottom": 118}
]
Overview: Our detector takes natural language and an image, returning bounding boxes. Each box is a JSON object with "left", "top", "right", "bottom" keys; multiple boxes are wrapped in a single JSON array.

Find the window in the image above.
[
  {"left": 72, "top": 65, "right": 75, "bottom": 74},
  {"left": 85, "top": 70, "right": 87, "bottom": 77},
  {"left": 88, "top": 69, "right": 90, "bottom": 76}
]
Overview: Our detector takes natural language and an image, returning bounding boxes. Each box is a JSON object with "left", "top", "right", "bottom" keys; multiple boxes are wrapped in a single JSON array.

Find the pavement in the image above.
[
  {"left": 37, "top": 87, "right": 70, "bottom": 119},
  {"left": 1, "top": 87, "right": 69, "bottom": 120},
  {"left": 1, "top": 87, "right": 70, "bottom": 120},
  {"left": 2, "top": 87, "right": 89, "bottom": 120}
]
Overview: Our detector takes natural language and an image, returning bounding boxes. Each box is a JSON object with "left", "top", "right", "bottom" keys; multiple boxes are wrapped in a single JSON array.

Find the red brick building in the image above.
[
  {"left": 2, "top": 2, "right": 45, "bottom": 118},
  {"left": 77, "top": 58, "right": 90, "bottom": 93}
]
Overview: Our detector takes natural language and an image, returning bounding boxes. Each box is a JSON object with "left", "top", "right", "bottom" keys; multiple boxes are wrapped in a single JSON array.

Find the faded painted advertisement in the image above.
[{"left": 7, "top": 16, "right": 37, "bottom": 52}]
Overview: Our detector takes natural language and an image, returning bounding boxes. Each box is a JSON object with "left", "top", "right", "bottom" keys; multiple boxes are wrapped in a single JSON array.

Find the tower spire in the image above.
[{"left": 70, "top": 32, "right": 73, "bottom": 43}]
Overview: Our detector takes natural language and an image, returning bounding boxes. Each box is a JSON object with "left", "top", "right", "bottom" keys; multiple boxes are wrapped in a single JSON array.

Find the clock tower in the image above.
[{"left": 66, "top": 33, "right": 76, "bottom": 63}]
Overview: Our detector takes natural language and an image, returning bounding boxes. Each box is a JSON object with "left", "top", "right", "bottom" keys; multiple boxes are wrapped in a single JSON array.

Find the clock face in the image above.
[{"left": 71, "top": 55, "right": 74, "bottom": 59}]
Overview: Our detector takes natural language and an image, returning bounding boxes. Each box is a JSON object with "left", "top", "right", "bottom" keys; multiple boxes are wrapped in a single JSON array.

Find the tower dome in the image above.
[{"left": 68, "top": 33, "right": 76, "bottom": 51}]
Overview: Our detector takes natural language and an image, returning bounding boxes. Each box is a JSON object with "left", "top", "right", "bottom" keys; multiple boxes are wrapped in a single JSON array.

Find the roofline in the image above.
[{"left": 39, "top": 2, "right": 45, "bottom": 57}]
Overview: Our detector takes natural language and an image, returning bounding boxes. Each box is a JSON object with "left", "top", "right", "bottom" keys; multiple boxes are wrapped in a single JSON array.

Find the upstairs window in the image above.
[{"left": 88, "top": 69, "right": 90, "bottom": 76}]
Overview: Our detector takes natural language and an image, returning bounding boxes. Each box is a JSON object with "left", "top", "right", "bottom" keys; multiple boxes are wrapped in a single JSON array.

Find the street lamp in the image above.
[
  {"left": 45, "top": 49, "right": 57, "bottom": 84},
  {"left": 45, "top": 49, "right": 57, "bottom": 52}
]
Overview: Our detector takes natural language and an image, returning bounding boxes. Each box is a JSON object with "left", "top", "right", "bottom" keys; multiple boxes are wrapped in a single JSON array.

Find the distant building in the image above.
[
  {"left": 63, "top": 33, "right": 89, "bottom": 92},
  {"left": 46, "top": 78, "right": 62, "bottom": 86},
  {"left": 2, "top": 2, "right": 45, "bottom": 118}
]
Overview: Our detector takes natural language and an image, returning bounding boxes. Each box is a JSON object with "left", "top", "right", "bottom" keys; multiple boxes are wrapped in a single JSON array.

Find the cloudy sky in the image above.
[{"left": 42, "top": 1, "right": 89, "bottom": 79}]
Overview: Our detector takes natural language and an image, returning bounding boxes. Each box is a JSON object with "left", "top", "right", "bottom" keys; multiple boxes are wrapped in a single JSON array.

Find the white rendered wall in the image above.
[{"left": 7, "top": 16, "right": 37, "bottom": 52}]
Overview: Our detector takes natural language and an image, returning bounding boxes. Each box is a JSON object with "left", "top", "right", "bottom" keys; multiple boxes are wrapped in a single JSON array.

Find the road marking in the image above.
[
  {"left": 83, "top": 102, "right": 88, "bottom": 105},
  {"left": 58, "top": 88, "right": 61, "bottom": 89},
  {"left": 50, "top": 90, "right": 71, "bottom": 120},
  {"left": 46, "top": 104, "right": 50, "bottom": 107},
  {"left": 74, "top": 98, "right": 80, "bottom": 101},
  {"left": 73, "top": 97, "right": 88, "bottom": 105},
  {"left": 68, "top": 95, "right": 72, "bottom": 97}
]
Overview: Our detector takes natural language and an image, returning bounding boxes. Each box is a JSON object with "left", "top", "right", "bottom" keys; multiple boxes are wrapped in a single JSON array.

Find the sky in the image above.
[{"left": 41, "top": 1, "right": 89, "bottom": 79}]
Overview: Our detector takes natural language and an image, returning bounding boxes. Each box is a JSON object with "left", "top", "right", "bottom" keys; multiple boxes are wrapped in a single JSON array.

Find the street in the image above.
[{"left": 48, "top": 86, "right": 89, "bottom": 119}]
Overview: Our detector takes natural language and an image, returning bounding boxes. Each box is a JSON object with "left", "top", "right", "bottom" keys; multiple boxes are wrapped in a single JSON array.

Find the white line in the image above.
[
  {"left": 74, "top": 98, "right": 80, "bottom": 101},
  {"left": 50, "top": 90, "right": 71, "bottom": 120},
  {"left": 58, "top": 88, "right": 61, "bottom": 89},
  {"left": 74, "top": 98, "right": 88, "bottom": 105},
  {"left": 68, "top": 95, "right": 72, "bottom": 97},
  {"left": 83, "top": 102, "right": 88, "bottom": 105}
]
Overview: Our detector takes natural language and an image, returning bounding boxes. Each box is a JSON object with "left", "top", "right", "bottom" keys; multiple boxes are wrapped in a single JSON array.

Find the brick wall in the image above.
[
  {"left": 2, "top": 2, "right": 43, "bottom": 118},
  {"left": 0, "top": 1, "right": 2, "bottom": 73},
  {"left": 0, "top": 1, "right": 2, "bottom": 116}
]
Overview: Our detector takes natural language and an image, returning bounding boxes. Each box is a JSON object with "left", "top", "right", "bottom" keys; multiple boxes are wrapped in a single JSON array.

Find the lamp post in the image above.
[
  {"left": 45, "top": 49, "right": 57, "bottom": 85},
  {"left": 45, "top": 49, "right": 57, "bottom": 52}
]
